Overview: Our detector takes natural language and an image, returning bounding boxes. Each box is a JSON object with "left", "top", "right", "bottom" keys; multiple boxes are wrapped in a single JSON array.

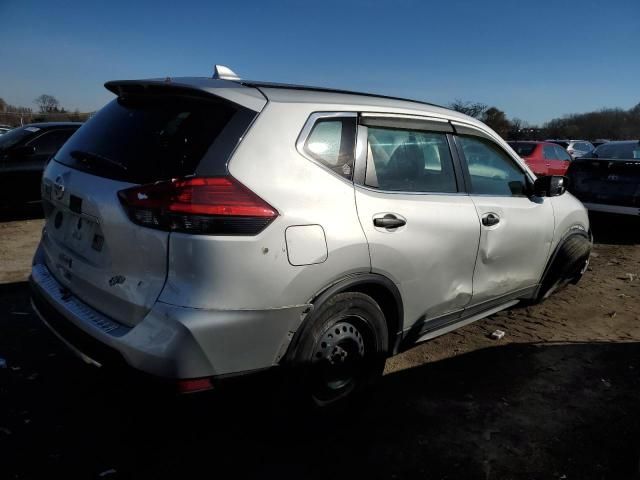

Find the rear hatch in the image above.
[
  {"left": 39, "top": 81, "right": 263, "bottom": 326},
  {"left": 567, "top": 158, "right": 640, "bottom": 207}
]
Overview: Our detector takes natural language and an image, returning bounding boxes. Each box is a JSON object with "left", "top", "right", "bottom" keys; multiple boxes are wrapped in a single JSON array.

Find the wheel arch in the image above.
[
  {"left": 535, "top": 225, "right": 592, "bottom": 298},
  {"left": 285, "top": 273, "right": 404, "bottom": 362}
]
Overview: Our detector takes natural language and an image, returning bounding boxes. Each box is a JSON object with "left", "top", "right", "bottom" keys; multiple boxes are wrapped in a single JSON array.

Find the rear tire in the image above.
[{"left": 287, "top": 292, "right": 388, "bottom": 409}]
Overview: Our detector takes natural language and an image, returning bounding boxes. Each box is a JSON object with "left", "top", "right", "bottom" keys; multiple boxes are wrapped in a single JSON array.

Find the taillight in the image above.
[{"left": 118, "top": 176, "right": 278, "bottom": 235}]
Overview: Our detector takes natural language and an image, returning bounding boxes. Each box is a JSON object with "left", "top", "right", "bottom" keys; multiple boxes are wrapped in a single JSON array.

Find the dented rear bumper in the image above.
[{"left": 30, "top": 258, "right": 307, "bottom": 379}]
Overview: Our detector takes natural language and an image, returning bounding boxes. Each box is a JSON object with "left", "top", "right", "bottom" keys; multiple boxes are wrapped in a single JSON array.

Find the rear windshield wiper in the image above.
[{"left": 70, "top": 150, "right": 128, "bottom": 172}]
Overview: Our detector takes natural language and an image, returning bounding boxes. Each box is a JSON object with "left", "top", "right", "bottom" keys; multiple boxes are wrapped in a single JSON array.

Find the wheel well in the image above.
[
  {"left": 536, "top": 230, "right": 591, "bottom": 299},
  {"left": 341, "top": 282, "right": 401, "bottom": 354},
  {"left": 291, "top": 274, "right": 404, "bottom": 361}
]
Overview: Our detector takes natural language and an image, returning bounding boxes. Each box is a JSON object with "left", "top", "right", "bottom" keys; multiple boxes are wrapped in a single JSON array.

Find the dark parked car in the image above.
[
  {"left": 508, "top": 141, "right": 573, "bottom": 176},
  {"left": 0, "top": 122, "right": 81, "bottom": 205},
  {"left": 567, "top": 140, "right": 640, "bottom": 217}
]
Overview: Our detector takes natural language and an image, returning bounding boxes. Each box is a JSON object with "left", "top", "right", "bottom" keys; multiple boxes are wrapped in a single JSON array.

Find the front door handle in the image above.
[
  {"left": 373, "top": 214, "right": 406, "bottom": 229},
  {"left": 482, "top": 213, "right": 500, "bottom": 227}
]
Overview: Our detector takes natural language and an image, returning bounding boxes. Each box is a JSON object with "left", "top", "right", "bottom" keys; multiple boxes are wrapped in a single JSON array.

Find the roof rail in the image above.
[
  {"left": 239, "top": 80, "right": 444, "bottom": 110},
  {"left": 212, "top": 65, "right": 241, "bottom": 81}
]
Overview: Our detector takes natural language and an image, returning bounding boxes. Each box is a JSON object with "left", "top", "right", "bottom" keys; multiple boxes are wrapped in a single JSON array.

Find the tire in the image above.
[
  {"left": 537, "top": 234, "right": 591, "bottom": 302},
  {"left": 286, "top": 292, "right": 388, "bottom": 409}
]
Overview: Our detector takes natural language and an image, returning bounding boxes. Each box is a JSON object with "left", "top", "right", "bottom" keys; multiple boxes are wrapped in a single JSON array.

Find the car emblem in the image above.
[
  {"left": 607, "top": 174, "right": 619, "bottom": 181},
  {"left": 53, "top": 176, "right": 65, "bottom": 200}
]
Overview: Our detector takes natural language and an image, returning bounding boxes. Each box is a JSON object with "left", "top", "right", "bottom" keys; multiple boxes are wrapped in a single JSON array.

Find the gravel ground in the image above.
[{"left": 0, "top": 206, "right": 639, "bottom": 479}]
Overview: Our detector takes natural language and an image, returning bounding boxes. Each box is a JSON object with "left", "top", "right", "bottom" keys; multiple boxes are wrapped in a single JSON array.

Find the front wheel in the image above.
[
  {"left": 536, "top": 235, "right": 591, "bottom": 302},
  {"left": 287, "top": 292, "right": 388, "bottom": 409}
]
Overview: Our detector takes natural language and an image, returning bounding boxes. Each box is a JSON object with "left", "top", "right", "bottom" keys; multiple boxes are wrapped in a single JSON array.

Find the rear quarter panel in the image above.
[{"left": 159, "top": 102, "right": 371, "bottom": 310}]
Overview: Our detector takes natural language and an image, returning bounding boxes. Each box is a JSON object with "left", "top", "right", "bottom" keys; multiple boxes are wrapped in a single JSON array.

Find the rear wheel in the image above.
[{"left": 288, "top": 292, "right": 388, "bottom": 409}]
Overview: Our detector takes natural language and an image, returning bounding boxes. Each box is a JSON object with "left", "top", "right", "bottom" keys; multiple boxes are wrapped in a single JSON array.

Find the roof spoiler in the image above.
[{"left": 103, "top": 76, "right": 266, "bottom": 112}]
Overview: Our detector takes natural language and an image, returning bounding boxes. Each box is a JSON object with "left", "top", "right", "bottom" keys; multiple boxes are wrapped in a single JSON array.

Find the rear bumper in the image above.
[
  {"left": 583, "top": 202, "right": 640, "bottom": 216},
  {"left": 30, "top": 260, "right": 307, "bottom": 379}
]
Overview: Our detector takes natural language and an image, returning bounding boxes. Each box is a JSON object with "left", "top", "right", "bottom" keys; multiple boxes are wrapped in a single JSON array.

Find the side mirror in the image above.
[
  {"left": 10, "top": 145, "right": 36, "bottom": 158},
  {"left": 533, "top": 175, "right": 567, "bottom": 197}
]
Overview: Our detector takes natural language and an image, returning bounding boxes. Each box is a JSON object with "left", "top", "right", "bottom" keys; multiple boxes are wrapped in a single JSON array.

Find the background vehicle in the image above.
[
  {"left": 508, "top": 141, "right": 573, "bottom": 176},
  {"left": 592, "top": 139, "right": 610, "bottom": 148},
  {"left": 567, "top": 140, "right": 640, "bottom": 217},
  {"left": 0, "top": 125, "right": 12, "bottom": 135},
  {"left": 0, "top": 122, "right": 81, "bottom": 205},
  {"left": 546, "top": 139, "right": 594, "bottom": 159},
  {"left": 30, "top": 68, "right": 592, "bottom": 407}
]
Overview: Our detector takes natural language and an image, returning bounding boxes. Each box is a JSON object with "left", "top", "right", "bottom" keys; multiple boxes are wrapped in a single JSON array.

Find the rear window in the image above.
[
  {"left": 549, "top": 141, "right": 569, "bottom": 149},
  {"left": 593, "top": 142, "right": 640, "bottom": 159},
  {"left": 55, "top": 95, "right": 243, "bottom": 183},
  {"left": 508, "top": 142, "right": 537, "bottom": 156}
]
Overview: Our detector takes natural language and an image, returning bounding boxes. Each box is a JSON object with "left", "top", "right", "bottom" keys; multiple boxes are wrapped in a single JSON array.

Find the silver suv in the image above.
[{"left": 30, "top": 66, "right": 592, "bottom": 406}]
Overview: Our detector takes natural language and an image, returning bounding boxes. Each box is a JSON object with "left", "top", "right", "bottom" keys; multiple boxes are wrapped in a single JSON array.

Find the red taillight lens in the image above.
[{"left": 118, "top": 176, "right": 278, "bottom": 235}]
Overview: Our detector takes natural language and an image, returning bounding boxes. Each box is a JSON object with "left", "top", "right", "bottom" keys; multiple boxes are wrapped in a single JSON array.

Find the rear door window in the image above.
[
  {"left": 543, "top": 145, "right": 558, "bottom": 160},
  {"left": 54, "top": 95, "right": 242, "bottom": 183},
  {"left": 365, "top": 127, "right": 457, "bottom": 193}
]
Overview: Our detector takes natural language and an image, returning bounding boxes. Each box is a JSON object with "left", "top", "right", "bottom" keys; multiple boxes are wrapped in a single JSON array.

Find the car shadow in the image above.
[
  {"left": 1, "top": 281, "right": 640, "bottom": 479},
  {"left": 590, "top": 211, "right": 640, "bottom": 245},
  {"left": 0, "top": 201, "right": 44, "bottom": 222}
]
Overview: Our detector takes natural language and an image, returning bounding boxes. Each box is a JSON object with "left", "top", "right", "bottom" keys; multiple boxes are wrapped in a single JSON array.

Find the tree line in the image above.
[
  {"left": 0, "top": 94, "right": 92, "bottom": 126},
  {"left": 449, "top": 99, "right": 640, "bottom": 141},
  {"left": 1, "top": 92, "right": 638, "bottom": 141}
]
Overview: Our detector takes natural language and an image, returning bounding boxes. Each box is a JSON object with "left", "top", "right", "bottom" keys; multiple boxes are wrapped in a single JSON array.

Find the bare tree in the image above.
[
  {"left": 448, "top": 99, "right": 488, "bottom": 119},
  {"left": 34, "top": 94, "right": 60, "bottom": 113},
  {"left": 482, "top": 107, "right": 510, "bottom": 139},
  {"left": 509, "top": 117, "right": 529, "bottom": 140}
]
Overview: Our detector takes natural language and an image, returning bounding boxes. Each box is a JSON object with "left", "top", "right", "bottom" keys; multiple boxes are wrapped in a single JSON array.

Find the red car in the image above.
[{"left": 508, "top": 141, "right": 572, "bottom": 176}]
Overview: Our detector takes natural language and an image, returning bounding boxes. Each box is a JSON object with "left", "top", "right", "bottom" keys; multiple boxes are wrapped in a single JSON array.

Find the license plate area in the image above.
[{"left": 49, "top": 206, "right": 102, "bottom": 257}]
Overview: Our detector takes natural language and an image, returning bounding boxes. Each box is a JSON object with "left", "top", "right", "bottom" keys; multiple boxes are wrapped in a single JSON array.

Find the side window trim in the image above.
[
  {"left": 295, "top": 111, "right": 357, "bottom": 183},
  {"left": 360, "top": 112, "right": 453, "bottom": 133},
  {"left": 448, "top": 133, "right": 471, "bottom": 193}
]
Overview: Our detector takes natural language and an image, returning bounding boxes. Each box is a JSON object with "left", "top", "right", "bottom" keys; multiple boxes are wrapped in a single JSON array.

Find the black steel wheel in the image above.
[{"left": 288, "top": 292, "right": 388, "bottom": 408}]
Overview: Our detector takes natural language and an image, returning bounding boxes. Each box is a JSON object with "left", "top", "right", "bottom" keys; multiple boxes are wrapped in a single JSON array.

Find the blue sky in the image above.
[{"left": 1, "top": 0, "right": 638, "bottom": 124}]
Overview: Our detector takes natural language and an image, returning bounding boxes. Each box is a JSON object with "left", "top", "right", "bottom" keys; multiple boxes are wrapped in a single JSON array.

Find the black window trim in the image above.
[
  {"left": 352, "top": 116, "right": 464, "bottom": 196},
  {"left": 295, "top": 111, "right": 358, "bottom": 185}
]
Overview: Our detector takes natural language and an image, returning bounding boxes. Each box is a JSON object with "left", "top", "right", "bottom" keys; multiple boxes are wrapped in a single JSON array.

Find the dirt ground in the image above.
[{"left": 1, "top": 205, "right": 639, "bottom": 479}]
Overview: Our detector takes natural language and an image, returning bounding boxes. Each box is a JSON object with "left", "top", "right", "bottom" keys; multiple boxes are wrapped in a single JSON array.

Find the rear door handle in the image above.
[
  {"left": 481, "top": 213, "right": 500, "bottom": 227},
  {"left": 373, "top": 214, "right": 406, "bottom": 229}
]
